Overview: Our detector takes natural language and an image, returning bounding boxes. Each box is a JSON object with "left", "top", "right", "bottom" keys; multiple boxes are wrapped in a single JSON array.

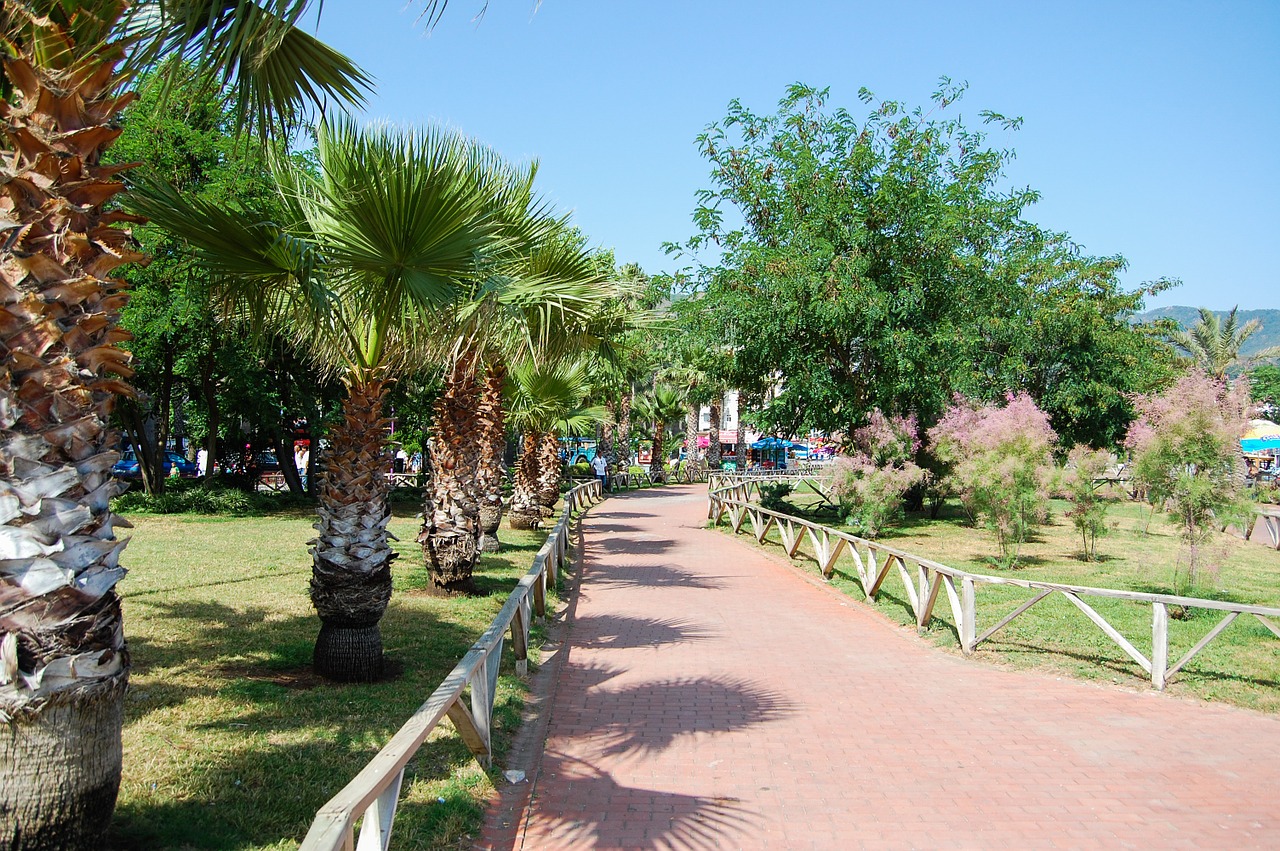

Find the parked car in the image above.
[{"left": 111, "top": 450, "right": 197, "bottom": 479}]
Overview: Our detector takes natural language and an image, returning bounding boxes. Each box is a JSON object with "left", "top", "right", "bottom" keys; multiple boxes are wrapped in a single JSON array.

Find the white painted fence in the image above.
[
  {"left": 708, "top": 478, "right": 1280, "bottom": 692},
  {"left": 300, "top": 479, "right": 603, "bottom": 851}
]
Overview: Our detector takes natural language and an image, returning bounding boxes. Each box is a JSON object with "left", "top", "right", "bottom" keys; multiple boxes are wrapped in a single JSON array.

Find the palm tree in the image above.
[
  {"left": 131, "top": 118, "right": 518, "bottom": 683},
  {"left": 1166, "top": 306, "right": 1280, "bottom": 380},
  {"left": 635, "top": 384, "right": 687, "bottom": 479},
  {"left": 505, "top": 359, "right": 605, "bottom": 529},
  {"left": 420, "top": 211, "right": 613, "bottom": 589},
  {"left": 1, "top": 1, "right": 367, "bottom": 843}
]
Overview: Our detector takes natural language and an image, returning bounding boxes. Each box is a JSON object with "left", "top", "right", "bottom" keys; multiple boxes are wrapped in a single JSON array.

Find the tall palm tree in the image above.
[
  {"left": 635, "top": 383, "right": 687, "bottom": 479},
  {"left": 1167, "top": 306, "right": 1280, "bottom": 380},
  {"left": 1, "top": 2, "right": 367, "bottom": 843},
  {"left": 131, "top": 118, "right": 517, "bottom": 683},
  {"left": 420, "top": 210, "right": 612, "bottom": 589}
]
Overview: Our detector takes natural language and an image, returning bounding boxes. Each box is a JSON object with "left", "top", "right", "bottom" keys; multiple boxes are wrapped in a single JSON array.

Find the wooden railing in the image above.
[
  {"left": 708, "top": 478, "right": 1280, "bottom": 692},
  {"left": 300, "top": 479, "right": 604, "bottom": 851}
]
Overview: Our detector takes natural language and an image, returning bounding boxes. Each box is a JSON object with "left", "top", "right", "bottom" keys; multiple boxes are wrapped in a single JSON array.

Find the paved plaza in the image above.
[{"left": 480, "top": 484, "right": 1280, "bottom": 849}]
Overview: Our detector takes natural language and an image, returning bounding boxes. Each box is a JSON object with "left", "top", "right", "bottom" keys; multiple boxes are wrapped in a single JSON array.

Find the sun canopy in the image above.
[
  {"left": 751, "top": 437, "right": 800, "bottom": 450},
  {"left": 1242, "top": 419, "right": 1280, "bottom": 453}
]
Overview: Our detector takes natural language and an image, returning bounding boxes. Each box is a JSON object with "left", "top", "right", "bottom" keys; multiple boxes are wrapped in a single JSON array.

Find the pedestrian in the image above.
[
  {"left": 591, "top": 452, "right": 609, "bottom": 493},
  {"left": 196, "top": 447, "right": 208, "bottom": 477},
  {"left": 295, "top": 443, "right": 310, "bottom": 489}
]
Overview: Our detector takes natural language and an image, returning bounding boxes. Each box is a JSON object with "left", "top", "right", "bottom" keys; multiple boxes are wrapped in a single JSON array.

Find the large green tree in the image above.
[{"left": 670, "top": 81, "right": 1173, "bottom": 447}]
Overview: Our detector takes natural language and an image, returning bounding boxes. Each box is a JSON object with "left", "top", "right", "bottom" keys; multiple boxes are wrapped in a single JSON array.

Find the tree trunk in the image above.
[
  {"left": 507, "top": 431, "right": 542, "bottom": 530},
  {"left": 707, "top": 401, "right": 723, "bottom": 469},
  {"left": 684, "top": 406, "right": 700, "bottom": 467},
  {"left": 419, "top": 355, "right": 481, "bottom": 594},
  {"left": 201, "top": 350, "right": 220, "bottom": 476},
  {"left": 475, "top": 361, "right": 507, "bottom": 553},
  {"left": 273, "top": 354, "right": 305, "bottom": 496},
  {"left": 310, "top": 379, "right": 395, "bottom": 682},
  {"left": 650, "top": 422, "right": 666, "bottom": 478},
  {"left": 536, "top": 430, "right": 562, "bottom": 512},
  {"left": 735, "top": 394, "right": 748, "bottom": 470},
  {"left": 1, "top": 679, "right": 127, "bottom": 851},
  {"left": 599, "top": 400, "right": 616, "bottom": 463},
  {"left": 616, "top": 391, "right": 633, "bottom": 467},
  {"left": 0, "top": 12, "right": 142, "bottom": 842}
]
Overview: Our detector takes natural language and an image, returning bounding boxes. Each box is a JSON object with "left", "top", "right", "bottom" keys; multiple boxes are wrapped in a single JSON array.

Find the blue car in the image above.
[{"left": 112, "top": 450, "right": 197, "bottom": 479}]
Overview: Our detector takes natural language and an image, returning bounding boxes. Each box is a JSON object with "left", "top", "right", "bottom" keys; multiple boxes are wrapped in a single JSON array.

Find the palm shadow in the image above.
[
  {"left": 551, "top": 663, "right": 795, "bottom": 759},
  {"left": 492, "top": 751, "right": 758, "bottom": 851},
  {"left": 588, "top": 563, "right": 727, "bottom": 591},
  {"left": 568, "top": 614, "right": 719, "bottom": 650},
  {"left": 589, "top": 538, "right": 676, "bottom": 556}
]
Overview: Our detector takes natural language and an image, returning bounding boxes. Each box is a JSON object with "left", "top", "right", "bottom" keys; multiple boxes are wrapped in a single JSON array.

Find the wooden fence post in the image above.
[
  {"left": 1152, "top": 602, "right": 1169, "bottom": 690},
  {"left": 961, "top": 577, "right": 976, "bottom": 654}
]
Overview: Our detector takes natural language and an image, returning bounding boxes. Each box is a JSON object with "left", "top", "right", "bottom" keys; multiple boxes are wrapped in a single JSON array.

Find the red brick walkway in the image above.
[{"left": 480, "top": 484, "right": 1280, "bottom": 849}]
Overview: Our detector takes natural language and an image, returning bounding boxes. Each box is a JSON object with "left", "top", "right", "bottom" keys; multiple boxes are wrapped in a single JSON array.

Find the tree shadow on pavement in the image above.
[
  {"left": 588, "top": 562, "right": 728, "bottom": 591},
  {"left": 568, "top": 614, "right": 719, "bottom": 650},
  {"left": 506, "top": 751, "right": 760, "bottom": 851},
  {"left": 551, "top": 663, "right": 796, "bottom": 759}
]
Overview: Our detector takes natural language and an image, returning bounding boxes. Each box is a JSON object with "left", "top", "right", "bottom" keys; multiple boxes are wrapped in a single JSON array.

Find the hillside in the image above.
[{"left": 1138, "top": 307, "right": 1280, "bottom": 357}]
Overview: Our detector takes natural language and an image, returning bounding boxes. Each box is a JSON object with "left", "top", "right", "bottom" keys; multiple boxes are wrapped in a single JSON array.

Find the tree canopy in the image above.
[{"left": 667, "top": 81, "right": 1175, "bottom": 447}]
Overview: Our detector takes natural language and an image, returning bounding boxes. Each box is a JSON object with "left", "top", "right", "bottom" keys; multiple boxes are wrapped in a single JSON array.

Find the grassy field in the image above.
[
  {"left": 109, "top": 502, "right": 560, "bottom": 850},
  {"left": 728, "top": 487, "right": 1280, "bottom": 712}
]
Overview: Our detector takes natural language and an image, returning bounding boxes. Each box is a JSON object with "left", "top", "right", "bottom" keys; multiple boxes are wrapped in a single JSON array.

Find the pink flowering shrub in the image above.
[
  {"left": 928, "top": 393, "right": 1058, "bottom": 567},
  {"left": 1125, "top": 372, "right": 1253, "bottom": 588},
  {"left": 829, "top": 410, "right": 924, "bottom": 538}
]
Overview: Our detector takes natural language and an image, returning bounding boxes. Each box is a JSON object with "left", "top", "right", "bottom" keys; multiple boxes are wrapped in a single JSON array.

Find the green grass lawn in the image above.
[
  {"left": 730, "top": 487, "right": 1280, "bottom": 712},
  {"left": 109, "top": 503, "right": 560, "bottom": 850}
]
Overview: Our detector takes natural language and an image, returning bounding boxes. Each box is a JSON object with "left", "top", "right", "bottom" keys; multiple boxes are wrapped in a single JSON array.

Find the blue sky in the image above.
[{"left": 312, "top": 1, "right": 1278, "bottom": 311}]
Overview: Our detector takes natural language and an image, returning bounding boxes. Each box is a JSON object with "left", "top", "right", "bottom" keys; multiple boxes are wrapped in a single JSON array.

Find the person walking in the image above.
[{"left": 591, "top": 452, "right": 610, "bottom": 493}]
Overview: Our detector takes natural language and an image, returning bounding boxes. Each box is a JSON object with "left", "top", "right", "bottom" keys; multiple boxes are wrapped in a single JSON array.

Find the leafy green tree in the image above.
[
  {"left": 1248, "top": 364, "right": 1280, "bottom": 420},
  {"left": 669, "top": 81, "right": 1174, "bottom": 448}
]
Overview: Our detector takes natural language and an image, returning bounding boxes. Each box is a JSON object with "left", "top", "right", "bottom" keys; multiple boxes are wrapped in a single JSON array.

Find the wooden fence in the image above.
[
  {"left": 708, "top": 478, "right": 1280, "bottom": 692},
  {"left": 300, "top": 479, "right": 603, "bottom": 851}
]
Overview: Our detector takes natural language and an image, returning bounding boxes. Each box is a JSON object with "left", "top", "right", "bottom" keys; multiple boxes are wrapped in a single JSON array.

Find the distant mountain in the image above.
[{"left": 1137, "top": 307, "right": 1280, "bottom": 357}]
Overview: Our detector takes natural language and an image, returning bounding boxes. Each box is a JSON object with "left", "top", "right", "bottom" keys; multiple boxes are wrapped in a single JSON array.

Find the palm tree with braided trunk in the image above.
[
  {"left": 130, "top": 118, "right": 517, "bottom": 683},
  {"left": 505, "top": 359, "right": 605, "bottom": 529},
  {"left": 1, "top": 1, "right": 368, "bottom": 843}
]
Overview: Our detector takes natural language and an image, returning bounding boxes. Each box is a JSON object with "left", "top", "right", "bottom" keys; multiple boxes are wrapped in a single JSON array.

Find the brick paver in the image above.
[{"left": 481, "top": 485, "right": 1280, "bottom": 849}]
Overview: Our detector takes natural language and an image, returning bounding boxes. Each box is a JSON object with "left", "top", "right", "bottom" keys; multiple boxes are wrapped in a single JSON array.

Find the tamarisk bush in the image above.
[
  {"left": 1125, "top": 372, "right": 1253, "bottom": 589},
  {"left": 928, "top": 393, "right": 1058, "bottom": 566},
  {"left": 829, "top": 410, "right": 924, "bottom": 538}
]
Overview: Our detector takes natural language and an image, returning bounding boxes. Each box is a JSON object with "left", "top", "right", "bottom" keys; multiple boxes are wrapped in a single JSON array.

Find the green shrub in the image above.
[
  {"left": 570, "top": 461, "right": 592, "bottom": 478},
  {"left": 112, "top": 478, "right": 311, "bottom": 516},
  {"left": 1064, "top": 446, "right": 1113, "bottom": 561},
  {"left": 759, "top": 482, "right": 794, "bottom": 513}
]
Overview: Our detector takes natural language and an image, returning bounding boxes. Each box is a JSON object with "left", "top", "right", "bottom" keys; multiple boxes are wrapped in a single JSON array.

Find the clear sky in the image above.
[{"left": 311, "top": 1, "right": 1278, "bottom": 311}]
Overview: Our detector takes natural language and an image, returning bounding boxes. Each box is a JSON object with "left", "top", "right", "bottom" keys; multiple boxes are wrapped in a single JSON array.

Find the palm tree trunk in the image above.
[
  {"left": 475, "top": 361, "right": 507, "bottom": 553},
  {"left": 616, "top": 391, "right": 633, "bottom": 467},
  {"left": 685, "top": 406, "right": 700, "bottom": 468},
  {"left": 1, "top": 15, "right": 142, "bottom": 845},
  {"left": 311, "top": 379, "right": 395, "bottom": 681},
  {"left": 536, "top": 430, "right": 562, "bottom": 512},
  {"left": 650, "top": 422, "right": 666, "bottom": 478},
  {"left": 599, "top": 400, "right": 616, "bottom": 463},
  {"left": 707, "top": 401, "right": 723, "bottom": 469},
  {"left": 508, "top": 431, "right": 542, "bottom": 529},
  {"left": 420, "top": 355, "right": 480, "bottom": 593}
]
